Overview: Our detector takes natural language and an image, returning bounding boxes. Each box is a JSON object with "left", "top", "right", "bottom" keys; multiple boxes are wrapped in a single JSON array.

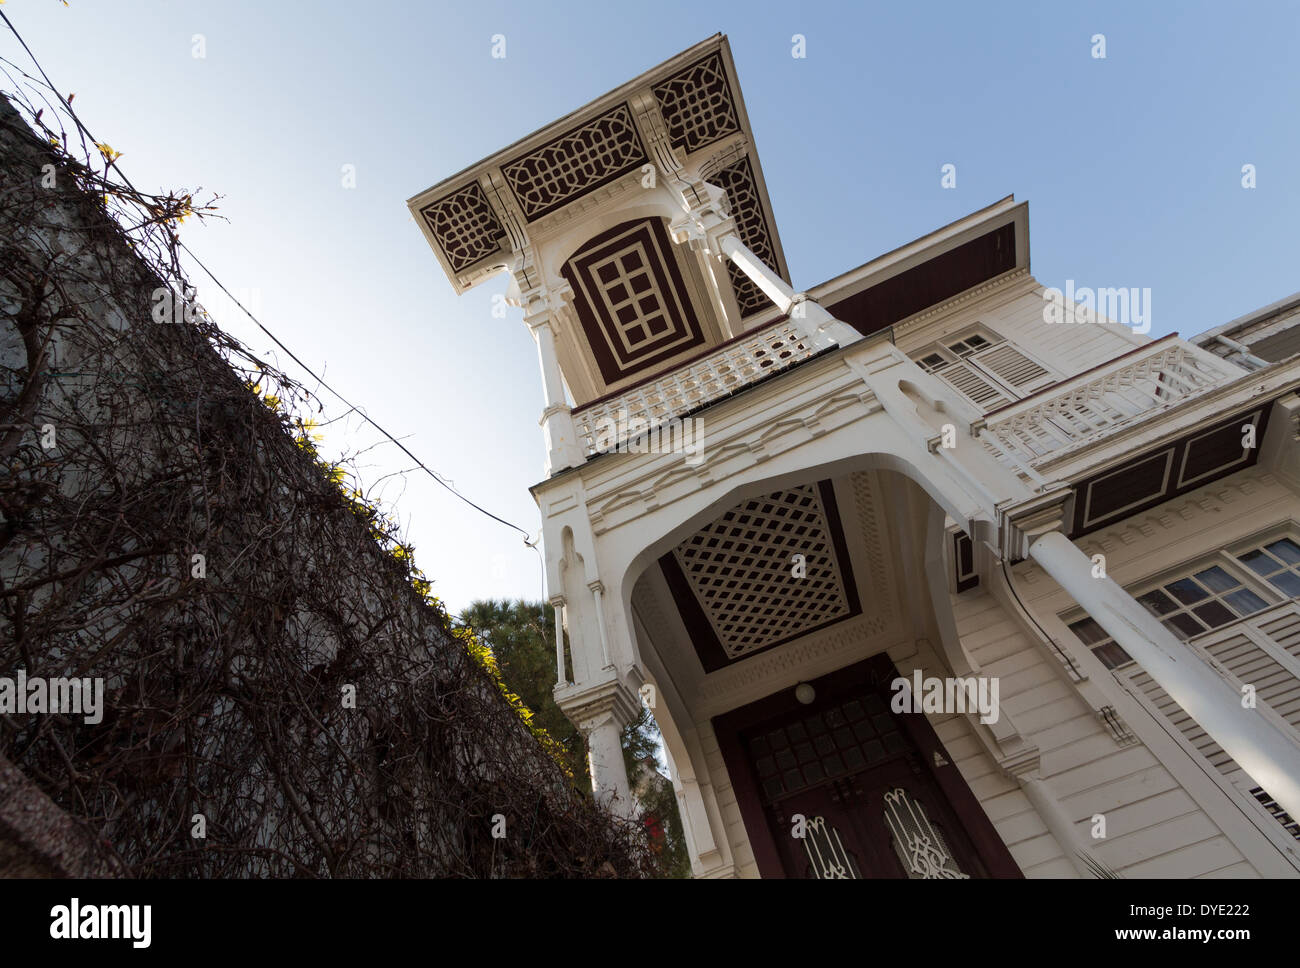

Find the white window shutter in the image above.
[
  {"left": 938, "top": 362, "right": 1012, "bottom": 410},
  {"left": 970, "top": 344, "right": 1054, "bottom": 394}
]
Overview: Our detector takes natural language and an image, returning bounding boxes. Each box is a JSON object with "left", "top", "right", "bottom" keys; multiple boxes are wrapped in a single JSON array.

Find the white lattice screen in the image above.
[{"left": 673, "top": 484, "right": 852, "bottom": 658}]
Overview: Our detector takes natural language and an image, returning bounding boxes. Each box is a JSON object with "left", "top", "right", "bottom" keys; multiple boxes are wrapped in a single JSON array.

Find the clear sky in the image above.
[{"left": 4, "top": 0, "right": 1297, "bottom": 613}]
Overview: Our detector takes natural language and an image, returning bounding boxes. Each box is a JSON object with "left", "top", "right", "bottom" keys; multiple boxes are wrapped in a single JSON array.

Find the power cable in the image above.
[{"left": 1, "top": 9, "right": 538, "bottom": 549}]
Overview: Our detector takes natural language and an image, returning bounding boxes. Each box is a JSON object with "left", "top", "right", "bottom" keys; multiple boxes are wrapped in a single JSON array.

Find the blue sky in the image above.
[{"left": 4, "top": 0, "right": 1297, "bottom": 613}]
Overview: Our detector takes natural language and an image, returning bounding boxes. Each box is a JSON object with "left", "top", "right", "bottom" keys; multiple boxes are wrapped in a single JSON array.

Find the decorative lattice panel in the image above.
[
  {"left": 712, "top": 156, "right": 780, "bottom": 316},
  {"left": 652, "top": 53, "right": 741, "bottom": 154},
  {"left": 673, "top": 484, "right": 853, "bottom": 658},
  {"left": 418, "top": 183, "right": 504, "bottom": 273},
  {"left": 502, "top": 104, "right": 646, "bottom": 220}
]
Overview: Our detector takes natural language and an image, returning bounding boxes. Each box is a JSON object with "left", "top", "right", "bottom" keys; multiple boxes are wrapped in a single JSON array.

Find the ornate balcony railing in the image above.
[
  {"left": 572, "top": 318, "right": 822, "bottom": 457},
  {"left": 978, "top": 338, "right": 1243, "bottom": 471}
]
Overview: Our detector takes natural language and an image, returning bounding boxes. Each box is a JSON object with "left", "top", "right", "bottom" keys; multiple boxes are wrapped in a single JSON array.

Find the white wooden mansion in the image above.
[{"left": 410, "top": 36, "right": 1300, "bottom": 878}]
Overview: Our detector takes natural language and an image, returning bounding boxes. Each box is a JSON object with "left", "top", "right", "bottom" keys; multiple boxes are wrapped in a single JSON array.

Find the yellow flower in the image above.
[{"left": 95, "top": 141, "right": 122, "bottom": 163}]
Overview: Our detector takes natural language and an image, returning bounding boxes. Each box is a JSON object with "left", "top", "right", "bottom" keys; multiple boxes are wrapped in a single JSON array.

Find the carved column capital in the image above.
[{"left": 1001, "top": 488, "right": 1074, "bottom": 561}]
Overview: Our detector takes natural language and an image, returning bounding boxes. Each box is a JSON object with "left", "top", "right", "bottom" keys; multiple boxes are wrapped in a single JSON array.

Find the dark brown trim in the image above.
[
  {"left": 563, "top": 217, "right": 707, "bottom": 385},
  {"left": 954, "top": 530, "right": 979, "bottom": 592},
  {"left": 826, "top": 223, "right": 1016, "bottom": 338},
  {"left": 1070, "top": 404, "right": 1270, "bottom": 536}
]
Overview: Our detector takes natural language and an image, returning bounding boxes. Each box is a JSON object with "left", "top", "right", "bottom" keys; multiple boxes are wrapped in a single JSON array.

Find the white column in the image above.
[
  {"left": 585, "top": 711, "right": 636, "bottom": 818},
  {"left": 1018, "top": 775, "right": 1115, "bottom": 879},
  {"left": 717, "top": 235, "right": 860, "bottom": 349},
  {"left": 589, "top": 581, "right": 613, "bottom": 670},
  {"left": 1029, "top": 529, "right": 1300, "bottom": 822},
  {"left": 527, "top": 313, "right": 586, "bottom": 475},
  {"left": 551, "top": 597, "right": 567, "bottom": 685},
  {"left": 533, "top": 316, "right": 567, "bottom": 407}
]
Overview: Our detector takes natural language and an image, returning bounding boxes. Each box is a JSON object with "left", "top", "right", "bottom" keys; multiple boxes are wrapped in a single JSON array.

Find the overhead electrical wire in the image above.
[{"left": 1, "top": 10, "right": 540, "bottom": 553}]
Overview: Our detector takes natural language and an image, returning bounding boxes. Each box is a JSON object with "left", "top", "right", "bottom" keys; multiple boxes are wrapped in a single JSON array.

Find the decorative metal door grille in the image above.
[
  {"left": 803, "top": 816, "right": 861, "bottom": 879},
  {"left": 883, "top": 787, "right": 970, "bottom": 879}
]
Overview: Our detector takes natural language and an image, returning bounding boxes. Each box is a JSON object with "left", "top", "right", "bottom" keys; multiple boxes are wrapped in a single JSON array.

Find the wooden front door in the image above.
[{"left": 714, "top": 654, "right": 1022, "bottom": 879}]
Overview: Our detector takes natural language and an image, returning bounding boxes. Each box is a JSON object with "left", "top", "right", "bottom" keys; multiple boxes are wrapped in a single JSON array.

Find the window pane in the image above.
[
  {"left": 1224, "top": 588, "right": 1269, "bottom": 615},
  {"left": 1166, "top": 577, "right": 1209, "bottom": 605},
  {"left": 1165, "top": 613, "right": 1204, "bottom": 639},
  {"left": 1138, "top": 589, "right": 1178, "bottom": 616},
  {"left": 1239, "top": 549, "right": 1279, "bottom": 577},
  {"left": 1268, "top": 571, "right": 1300, "bottom": 598},
  {"left": 1069, "top": 618, "right": 1108, "bottom": 645},
  {"left": 1266, "top": 538, "right": 1300, "bottom": 565},
  {"left": 1191, "top": 600, "right": 1236, "bottom": 629},
  {"left": 1194, "top": 565, "right": 1239, "bottom": 593},
  {"left": 1095, "top": 641, "right": 1133, "bottom": 670}
]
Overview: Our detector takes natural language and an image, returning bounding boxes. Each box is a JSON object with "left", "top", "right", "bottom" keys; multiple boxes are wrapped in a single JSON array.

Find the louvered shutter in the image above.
[
  {"left": 937, "top": 362, "right": 1011, "bottom": 410},
  {"left": 1119, "top": 609, "right": 1300, "bottom": 842},
  {"left": 968, "top": 343, "right": 1055, "bottom": 395}
]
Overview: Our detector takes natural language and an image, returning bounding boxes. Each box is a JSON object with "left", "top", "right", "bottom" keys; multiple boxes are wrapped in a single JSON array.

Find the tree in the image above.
[
  {"left": 458, "top": 599, "right": 588, "bottom": 785},
  {"left": 460, "top": 599, "right": 691, "bottom": 876}
]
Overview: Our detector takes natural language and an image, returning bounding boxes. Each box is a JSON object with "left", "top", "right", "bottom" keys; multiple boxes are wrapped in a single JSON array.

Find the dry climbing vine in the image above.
[{"left": 0, "top": 62, "right": 657, "bottom": 878}]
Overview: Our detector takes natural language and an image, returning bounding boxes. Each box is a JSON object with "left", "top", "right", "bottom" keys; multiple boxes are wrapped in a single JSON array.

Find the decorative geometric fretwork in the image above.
[
  {"left": 652, "top": 53, "right": 741, "bottom": 154},
  {"left": 712, "top": 156, "right": 780, "bottom": 316},
  {"left": 593, "top": 244, "right": 673, "bottom": 353},
  {"left": 803, "top": 817, "right": 861, "bottom": 879},
  {"left": 563, "top": 218, "right": 705, "bottom": 384},
  {"left": 673, "top": 483, "right": 853, "bottom": 658},
  {"left": 502, "top": 104, "right": 647, "bottom": 220},
  {"left": 418, "top": 183, "right": 504, "bottom": 273},
  {"left": 883, "top": 788, "right": 970, "bottom": 879}
]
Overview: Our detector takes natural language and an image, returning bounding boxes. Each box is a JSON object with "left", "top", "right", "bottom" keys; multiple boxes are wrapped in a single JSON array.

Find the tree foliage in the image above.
[{"left": 460, "top": 599, "right": 692, "bottom": 876}]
